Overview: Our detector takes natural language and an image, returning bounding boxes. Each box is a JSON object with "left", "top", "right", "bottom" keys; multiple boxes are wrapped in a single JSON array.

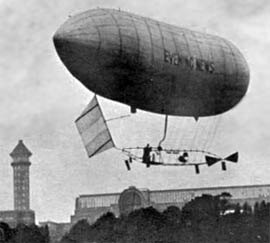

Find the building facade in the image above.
[
  {"left": 0, "top": 211, "right": 35, "bottom": 228},
  {"left": 0, "top": 140, "right": 35, "bottom": 227},
  {"left": 71, "top": 184, "right": 270, "bottom": 225}
]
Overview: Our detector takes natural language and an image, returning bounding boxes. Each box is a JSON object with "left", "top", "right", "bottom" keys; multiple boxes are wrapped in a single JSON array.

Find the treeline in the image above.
[
  {"left": 61, "top": 194, "right": 270, "bottom": 243},
  {"left": 0, "top": 223, "right": 49, "bottom": 243}
]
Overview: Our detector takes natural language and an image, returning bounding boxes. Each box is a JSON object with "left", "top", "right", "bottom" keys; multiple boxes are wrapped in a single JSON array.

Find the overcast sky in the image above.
[{"left": 0, "top": 0, "right": 270, "bottom": 223}]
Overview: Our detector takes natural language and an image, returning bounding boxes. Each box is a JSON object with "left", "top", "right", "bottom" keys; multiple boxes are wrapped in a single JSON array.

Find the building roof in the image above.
[
  {"left": 76, "top": 184, "right": 270, "bottom": 209},
  {"left": 10, "top": 140, "right": 32, "bottom": 158},
  {"left": 78, "top": 184, "right": 270, "bottom": 198}
]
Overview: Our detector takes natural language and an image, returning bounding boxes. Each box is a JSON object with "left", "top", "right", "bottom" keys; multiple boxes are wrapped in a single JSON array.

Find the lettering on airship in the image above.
[{"left": 164, "top": 50, "right": 215, "bottom": 73}]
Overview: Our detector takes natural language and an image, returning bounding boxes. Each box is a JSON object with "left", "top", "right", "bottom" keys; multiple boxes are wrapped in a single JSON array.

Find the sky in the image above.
[{"left": 0, "top": 0, "right": 270, "bottom": 223}]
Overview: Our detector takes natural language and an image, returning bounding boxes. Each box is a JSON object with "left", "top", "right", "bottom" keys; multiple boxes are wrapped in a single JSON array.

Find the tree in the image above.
[
  {"left": 218, "top": 192, "right": 232, "bottom": 215},
  {"left": 39, "top": 225, "right": 50, "bottom": 243},
  {"left": 234, "top": 203, "right": 241, "bottom": 215},
  {"left": 181, "top": 194, "right": 236, "bottom": 243},
  {"left": 62, "top": 219, "right": 91, "bottom": 243},
  {"left": 254, "top": 202, "right": 260, "bottom": 216},
  {"left": 181, "top": 194, "right": 221, "bottom": 224},
  {"left": 91, "top": 212, "right": 117, "bottom": 243},
  {"left": 9, "top": 224, "right": 48, "bottom": 243},
  {"left": 163, "top": 206, "right": 181, "bottom": 224},
  {"left": 242, "top": 202, "right": 252, "bottom": 215},
  {"left": 122, "top": 207, "right": 165, "bottom": 243},
  {"left": 0, "top": 222, "right": 13, "bottom": 242}
]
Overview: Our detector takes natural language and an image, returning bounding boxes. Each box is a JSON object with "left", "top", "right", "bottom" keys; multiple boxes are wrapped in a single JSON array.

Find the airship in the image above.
[{"left": 53, "top": 8, "right": 249, "bottom": 118}]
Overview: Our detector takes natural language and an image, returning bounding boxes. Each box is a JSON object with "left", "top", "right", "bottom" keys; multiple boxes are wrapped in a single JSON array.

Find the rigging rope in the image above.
[
  {"left": 206, "top": 116, "right": 221, "bottom": 150},
  {"left": 106, "top": 114, "right": 130, "bottom": 122}
]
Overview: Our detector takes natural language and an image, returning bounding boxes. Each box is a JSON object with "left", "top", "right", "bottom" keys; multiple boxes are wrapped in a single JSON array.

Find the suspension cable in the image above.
[{"left": 158, "top": 115, "right": 168, "bottom": 148}]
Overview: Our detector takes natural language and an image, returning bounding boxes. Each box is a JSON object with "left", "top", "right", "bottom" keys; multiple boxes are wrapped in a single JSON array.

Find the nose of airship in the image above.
[{"left": 53, "top": 13, "right": 100, "bottom": 82}]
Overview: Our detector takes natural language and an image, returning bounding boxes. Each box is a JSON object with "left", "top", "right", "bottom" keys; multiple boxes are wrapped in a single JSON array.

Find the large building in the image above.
[
  {"left": 71, "top": 184, "right": 270, "bottom": 225},
  {"left": 0, "top": 140, "right": 35, "bottom": 227}
]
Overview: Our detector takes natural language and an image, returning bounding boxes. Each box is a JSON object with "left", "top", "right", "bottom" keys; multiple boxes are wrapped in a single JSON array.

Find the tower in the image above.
[{"left": 10, "top": 140, "right": 32, "bottom": 211}]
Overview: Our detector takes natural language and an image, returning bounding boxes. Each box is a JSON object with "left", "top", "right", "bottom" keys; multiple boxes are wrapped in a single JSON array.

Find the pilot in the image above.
[
  {"left": 178, "top": 152, "right": 189, "bottom": 163},
  {"left": 143, "top": 144, "right": 152, "bottom": 166}
]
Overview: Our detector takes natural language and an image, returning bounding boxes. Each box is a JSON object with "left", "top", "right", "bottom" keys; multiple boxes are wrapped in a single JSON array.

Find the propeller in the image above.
[{"left": 205, "top": 152, "right": 238, "bottom": 167}]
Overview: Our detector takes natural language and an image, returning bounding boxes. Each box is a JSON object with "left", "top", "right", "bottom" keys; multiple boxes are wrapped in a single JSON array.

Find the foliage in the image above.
[
  {"left": 60, "top": 195, "right": 270, "bottom": 243},
  {"left": 0, "top": 222, "right": 14, "bottom": 242},
  {"left": 2, "top": 224, "right": 50, "bottom": 243}
]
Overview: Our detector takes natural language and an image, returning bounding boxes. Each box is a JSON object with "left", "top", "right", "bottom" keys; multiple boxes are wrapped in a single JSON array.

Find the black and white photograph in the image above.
[{"left": 0, "top": 0, "right": 269, "bottom": 242}]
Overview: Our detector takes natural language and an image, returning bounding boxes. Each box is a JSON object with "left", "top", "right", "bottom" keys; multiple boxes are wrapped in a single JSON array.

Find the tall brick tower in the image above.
[{"left": 10, "top": 140, "right": 32, "bottom": 211}]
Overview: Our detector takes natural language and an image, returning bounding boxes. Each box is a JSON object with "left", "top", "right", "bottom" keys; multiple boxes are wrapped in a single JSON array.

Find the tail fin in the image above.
[
  {"left": 205, "top": 155, "right": 222, "bottom": 167},
  {"left": 206, "top": 152, "right": 238, "bottom": 167},
  {"left": 224, "top": 152, "right": 238, "bottom": 163}
]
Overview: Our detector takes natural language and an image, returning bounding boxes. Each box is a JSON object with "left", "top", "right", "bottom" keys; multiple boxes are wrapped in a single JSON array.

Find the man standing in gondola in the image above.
[{"left": 143, "top": 144, "right": 152, "bottom": 167}]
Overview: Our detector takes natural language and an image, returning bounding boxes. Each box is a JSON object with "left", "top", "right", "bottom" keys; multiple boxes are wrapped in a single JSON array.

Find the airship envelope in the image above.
[{"left": 54, "top": 8, "right": 250, "bottom": 118}]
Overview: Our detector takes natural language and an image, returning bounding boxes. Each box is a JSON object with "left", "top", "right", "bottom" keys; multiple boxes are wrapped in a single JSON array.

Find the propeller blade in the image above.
[
  {"left": 224, "top": 152, "right": 238, "bottom": 163},
  {"left": 205, "top": 155, "right": 221, "bottom": 166}
]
